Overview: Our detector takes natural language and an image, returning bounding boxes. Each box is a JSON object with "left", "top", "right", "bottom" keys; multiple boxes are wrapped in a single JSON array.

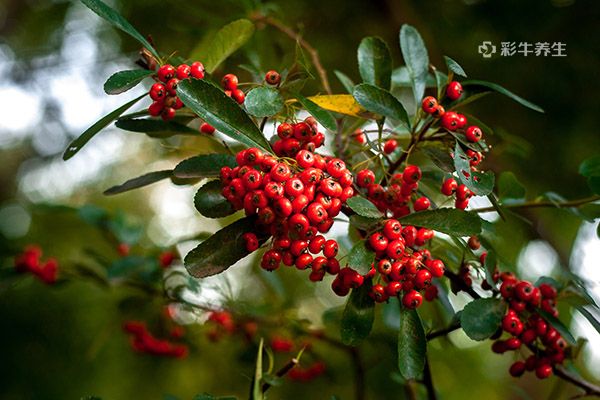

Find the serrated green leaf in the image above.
[
  {"left": 334, "top": 70, "right": 355, "bottom": 93},
  {"left": 398, "top": 208, "right": 482, "bottom": 236},
  {"left": 104, "top": 170, "right": 172, "bottom": 195},
  {"left": 346, "top": 196, "right": 383, "bottom": 219},
  {"left": 294, "top": 92, "right": 337, "bottom": 131},
  {"left": 347, "top": 241, "right": 375, "bottom": 275},
  {"left": 103, "top": 70, "right": 153, "bottom": 95},
  {"left": 399, "top": 24, "right": 429, "bottom": 103},
  {"left": 444, "top": 56, "right": 467, "bottom": 77},
  {"left": 357, "top": 36, "right": 392, "bottom": 90},
  {"left": 460, "top": 298, "right": 506, "bottom": 341},
  {"left": 194, "top": 180, "right": 236, "bottom": 218},
  {"left": 177, "top": 79, "right": 271, "bottom": 152},
  {"left": 341, "top": 281, "right": 375, "bottom": 346},
  {"left": 353, "top": 83, "right": 410, "bottom": 128},
  {"left": 80, "top": 0, "right": 159, "bottom": 60},
  {"left": 498, "top": 172, "right": 526, "bottom": 201},
  {"left": 454, "top": 141, "right": 495, "bottom": 196},
  {"left": 398, "top": 307, "right": 426, "bottom": 380},
  {"left": 462, "top": 80, "right": 544, "bottom": 113},
  {"left": 184, "top": 217, "right": 268, "bottom": 278},
  {"left": 63, "top": 94, "right": 145, "bottom": 160},
  {"left": 173, "top": 154, "right": 236, "bottom": 179},
  {"left": 538, "top": 310, "right": 576, "bottom": 345},
  {"left": 191, "top": 19, "right": 255, "bottom": 74},
  {"left": 245, "top": 87, "right": 284, "bottom": 117}
]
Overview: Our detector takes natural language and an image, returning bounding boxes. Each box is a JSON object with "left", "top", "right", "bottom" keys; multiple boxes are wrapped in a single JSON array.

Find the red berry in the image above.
[
  {"left": 424, "top": 285, "right": 438, "bottom": 301},
  {"left": 149, "top": 83, "right": 166, "bottom": 101},
  {"left": 222, "top": 74, "right": 238, "bottom": 90},
  {"left": 414, "top": 269, "right": 432, "bottom": 289},
  {"left": 369, "top": 284, "right": 388, "bottom": 303},
  {"left": 265, "top": 70, "right": 281, "bottom": 85},
  {"left": 402, "top": 290, "right": 423, "bottom": 309},
  {"left": 277, "top": 123, "right": 293, "bottom": 139},
  {"left": 402, "top": 165, "right": 422, "bottom": 184},
  {"left": 428, "top": 259, "right": 445, "bottom": 278},
  {"left": 190, "top": 61, "right": 205, "bottom": 79},
  {"left": 161, "top": 107, "right": 176, "bottom": 121},
  {"left": 535, "top": 364, "right": 553, "bottom": 379},
  {"left": 148, "top": 101, "right": 164, "bottom": 117},
  {"left": 232, "top": 89, "right": 245, "bottom": 104},
  {"left": 157, "top": 64, "right": 176, "bottom": 83},
  {"left": 515, "top": 281, "right": 534, "bottom": 302},
  {"left": 383, "top": 219, "right": 402, "bottom": 240},
  {"left": 441, "top": 111, "right": 460, "bottom": 131},
  {"left": 422, "top": 96, "right": 438, "bottom": 114},
  {"left": 446, "top": 81, "right": 463, "bottom": 100},
  {"left": 432, "top": 105, "right": 445, "bottom": 118},
  {"left": 166, "top": 78, "right": 179, "bottom": 96},
  {"left": 323, "top": 240, "right": 339, "bottom": 258},
  {"left": 441, "top": 177, "right": 458, "bottom": 196},
  {"left": 465, "top": 126, "right": 482, "bottom": 142},
  {"left": 242, "top": 232, "right": 259, "bottom": 252},
  {"left": 369, "top": 232, "right": 388, "bottom": 252},
  {"left": 383, "top": 139, "right": 397, "bottom": 154},
  {"left": 456, "top": 184, "right": 472, "bottom": 200},
  {"left": 413, "top": 197, "right": 430, "bottom": 211},
  {"left": 356, "top": 169, "right": 376, "bottom": 188},
  {"left": 509, "top": 361, "right": 526, "bottom": 377},
  {"left": 539, "top": 283, "right": 557, "bottom": 299},
  {"left": 456, "top": 114, "right": 467, "bottom": 129},
  {"left": 176, "top": 64, "right": 191, "bottom": 79},
  {"left": 505, "top": 337, "right": 521, "bottom": 350}
]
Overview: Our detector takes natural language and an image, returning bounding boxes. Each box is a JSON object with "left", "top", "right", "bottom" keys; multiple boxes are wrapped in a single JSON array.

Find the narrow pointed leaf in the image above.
[
  {"left": 398, "top": 208, "right": 482, "bottom": 236},
  {"left": 245, "top": 87, "right": 283, "bottom": 117},
  {"left": 334, "top": 70, "right": 355, "bottom": 93},
  {"left": 346, "top": 196, "right": 383, "bottom": 219},
  {"left": 194, "top": 180, "right": 236, "bottom": 218},
  {"left": 462, "top": 80, "right": 544, "bottom": 113},
  {"left": 103, "top": 69, "right": 153, "bottom": 95},
  {"left": 341, "top": 281, "right": 375, "bottom": 346},
  {"left": 399, "top": 24, "right": 430, "bottom": 103},
  {"left": 104, "top": 170, "right": 172, "bottom": 195},
  {"left": 353, "top": 83, "right": 410, "bottom": 128},
  {"left": 347, "top": 241, "right": 375, "bottom": 275},
  {"left": 444, "top": 56, "right": 467, "bottom": 77},
  {"left": 392, "top": 66, "right": 438, "bottom": 88},
  {"left": 398, "top": 308, "right": 426, "bottom": 380},
  {"left": 174, "top": 154, "right": 236, "bottom": 179},
  {"left": 177, "top": 79, "right": 271, "bottom": 152},
  {"left": 115, "top": 118, "right": 197, "bottom": 136},
  {"left": 577, "top": 306, "right": 600, "bottom": 336},
  {"left": 80, "top": 0, "right": 160, "bottom": 59},
  {"left": 252, "top": 338, "right": 264, "bottom": 400},
  {"left": 294, "top": 92, "right": 337, "bottom": 131},
  {"left": 357, "top": 36, "right": 392, "bottom": 90},
  {"left": 63, "top": 94, "right": 145, "bottom": 160},
  {"left": 460, "top": 298, "right": 506, "bottom": 341}
]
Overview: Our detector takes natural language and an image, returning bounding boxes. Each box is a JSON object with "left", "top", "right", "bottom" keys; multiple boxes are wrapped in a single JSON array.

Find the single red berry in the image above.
[
  {"left": 161, "top": 107, "right": 176, "bottom": 121},
  {"left": 157, "top": 64, "right": 176, "bottom": 83},
  {"left": 515, "top": 281, "right": 534, "bottom": 302},
  {"left": 369, "top": 284, "right": 388, "bottom": 303},
  {"left": 277, "top": 123, "right": 293, "bottom": 139},
  {"left": 149, "top": 83, "right": 166, "bottom": 101},
  {"left": 413, "top": 197, "right": 430, "bottom": 212},
  {"left": 446, "top": 81, "right": 463, "bottom": 100},
  {"left": 539, "top": 283, "right": 557, "bottom": 299},
  {"left": 296, "top": 150, "right": 315, "bottom": 169},
  {"left": 165, "top": 78, "right": 179, "bottom": 96},
  {"left": 222, "top": 74, "right": 238, "bottom": 90},
  {"left": 424, "top": 285, "right": 438, "bottom": 301},
  {"left": 293, "top": 122, "right": 312, "bottom": 141},
  {"left": 148, "top": 101, "right": 164, "bottom": 117},
  {"left": 422, "top": 96, "right": 438, "bottom": 114},
  {"left": 176, "top": 64, "right": 191, "bottom": 79},
  {"left": 402, "top": 165, "right": 422, "bottom": 184},
  {"left": 465, "top": 126, "right": 483, "bottom": 142},
  {"left": 402, "top": 290, "right": 423, "bottom": 309},
  {"left": 468, "top": 236, "right": 481, "bottom": 250},
  {"left": 383, "top": 139, "right": 397, "bottom": 154},
  {"left": 414, "top": 269, "right": 432, "bottom": 289},
  {"left": 505, "top": 337, "right": 522, "bottom": 350},
  {"left": 190, "top": 61, "right": 205, "bottom": 79},
  {"left": 356, "top": 169, "right": 376, "bottom": 188},
  {"left": 432, "top": 105, "right": 445, "bottom": 118},
  {"left": 502, "top": 314, "right": 523, "bottom": 336},
  {"left": 242, "top": 232, "right": 259, "bottom": 252},
  {"left": 117, "top": 243, "right": 130, "bottom": 257},
  {"left": 232, "top": 89, "right": 245, "bottom": 104},
  {"left": 456, "top": 114, "right": 467, "bottom": 129},
  {"left": 295, "top": 253, "right": 313, "bottom": 270},
  {"left": 509, "top": 361, "right": 526, "bottom": 377},
  {"left": 323, "top": 240, "right": 339, "bottom": 258},
  {"left": 456, "top": 184, "right": 472, "bottom": 200},
  {"left": 369, "top": 232, "right": 389, "bottom": 252},
  {"left": 428, "top": 259, "right": 445, "bottom": 278},
  {"left": 441, "top": 177, "right": 458, "bottom": 196},
  {"left": 261, "top": 250, "right": 281, "bottom": 271},
  {"left": 383, "top": 219, "right": 402, "bottom": 240},
  {"left": 265, "top": 70, "right": 281, "bottom": 85},
  {"left": 535, "top": 364, "right": 553, "bottom": 379},
  {"left": 441, "top": 111, "right": 460, "bottom": 131}
]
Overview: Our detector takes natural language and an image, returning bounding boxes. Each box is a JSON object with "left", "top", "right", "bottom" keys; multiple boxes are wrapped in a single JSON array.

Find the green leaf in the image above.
[
  {"left": 334, "top": 70, "right": 355, "bottom": 93},
  {"left": 63, "top": 94, "right": 145, "bottom": 160},
  {"left": 357, "top": 36, "right": 392, "bottom": 90},
  {"left": 398, "top": 208, "right": 482, "bottom": 236},
  {"left": 115, "top": 118, "right": 198, "bottom": 137},
  {"left": 103, "top": 170, "right": 172, "bottom": 195},
  {"left": 294, "top": 92, "right": 337, "bottom": 131},
  {"left": 173, "top": 154, "right": 236, "bottom": 179},
  {"left": 192, "top": 19, "right": 255, "bottom": 74},
  {"left": 462, "top": 80, "right": 544, "bottom": 113},
  {"left": 399, "top": 24, "right": 430, "bottom": 103},
  {"left": 244, "top": 87, "right": 284, "bottom": 118},
  {"left": 460, "top": 298, "right": 506, "bottom": 341},
  {"left": 80, "top": 0, "right": 159, "bottom": 60},
  {"left": 392, "top": 67, "right": 438, "bottom": 88},
  {"left": 538, "top": 310, "right": 576, "bottom": 345},
  {"left": 444, "top": 56, "right": 467, "bottom": 77},
  {"left": 346, "top": 196, "right": 384, "bottom": 219},
  {"left": 103, "top": 70, "right": 153, "bottom": 95},
  {"left": 184, "top": 217, "right": 268, "bottom": 278},
  {"left": 579, "top": 156, "right": 600, "bottom": 177},
  {"left": 349, "top": 215, "right": 381, "bottom": 231},
  {"left": 577, "top": 306, "right": 600, "bottom": 336},
  {"left": 454, "top": 141, "right": 495, "bottom": 196},
  {"left": 352, "top": 83, "right": 410, "bottom": 128},
  {"left": 252, "top": 338, "right": 264, "bottom": 400},
  {"left": 588, "top": 177, "right": 600, "bottom": 195},
  {"left": 420, "top": 144, "right": 454, "bottom": 172},
  {"left": 341, "top": 281, "right": 375, "bottom": 346},
  {"left": 347, "top": 241, "right": 375, "bottom": 275},
  {"left": 194, "top": 180, "right": 236, "bottom": 218},
  {"left": 497, "top": 172, "right": 526, "bottom": 201},
  {"left": 398, "top": 308, "right": 426, "bottom": 380},
  {"left": 177, "top": 79, "right": 271, "bottom": 152}
]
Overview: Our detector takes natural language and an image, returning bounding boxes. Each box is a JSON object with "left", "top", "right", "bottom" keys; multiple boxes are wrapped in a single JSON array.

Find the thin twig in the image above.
[
  {"left": 426, "top": 321, "right": 461, "bottom": 341},
  {"left": 471, "top": 195, "right": 600, "bottom": 213},
  {"left": 262, "top": 356, "right": 299, "bottom": 393},
  {"left": 423, "top": 357, "right": 438, "bottom": 400}
]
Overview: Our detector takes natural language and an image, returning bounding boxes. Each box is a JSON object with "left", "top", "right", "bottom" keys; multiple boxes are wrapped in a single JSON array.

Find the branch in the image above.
[
  {"left": 471, "top": 195, "right": 600, "bottom": 214},
  {"left": 251, "top": 14, "right": 332, "bottom": 94},
  {"left": 426, "top": 320, "right": 461, "bottom": 341},
  {"left": 262, "top": 356, "right": 299, "bottom": 393},
  {"left": 443, "top": 269, "right": 481, "bottom": 300},
  {"left": 423, "top": 357, "right": 438, "bottom": 400},
  {"left": 554, "top": 365, "right": 600, "bottom": 397}
]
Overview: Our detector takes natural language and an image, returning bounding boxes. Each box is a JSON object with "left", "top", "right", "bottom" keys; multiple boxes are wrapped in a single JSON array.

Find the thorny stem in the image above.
[
  {"left": 261, "top": 356, "right": 299, "bottom": 393},
  {"left": 251, "top": 14, "right": 332, "bottom": 95},
  {"left": 471, "top": 195, "right": 600, "bottom": 213}
]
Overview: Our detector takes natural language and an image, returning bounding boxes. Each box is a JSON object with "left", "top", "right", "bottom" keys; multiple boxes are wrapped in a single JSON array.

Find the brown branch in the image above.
[
  {"left": 471, "top": 195, "right": 600, "bottom": 214},
  {"left": 261, "top": 356, "right": 299, "bottom": 393},
  {"left": 426, "top": 321, "right": 461, "bottom": 341},
  {"left": 251, "top": 14, "right": 332, "bottom": 94},
  {"left": 387, "top": 118, "right": 435, "bottom": 179},
  {"left": 554, "top": 365, "right": 600, "bottom": 397},
  {"left": 423, "top": 357, "right": 438, "bottom": 400}
]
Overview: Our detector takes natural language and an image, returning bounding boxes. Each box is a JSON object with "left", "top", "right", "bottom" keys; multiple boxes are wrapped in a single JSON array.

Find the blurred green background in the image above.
[{"left": 0, "top": 0, "right": 599, "bottom": 399}]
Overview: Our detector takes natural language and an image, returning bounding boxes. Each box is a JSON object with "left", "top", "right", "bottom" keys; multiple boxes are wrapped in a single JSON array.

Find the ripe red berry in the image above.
[
  {"left": 277, "top": 123, "right": 293, "bottom": 139},
  {"left": 424, "top": 285, "right": 438, "bottom": 301},
  {"left": 176, "top": 64, "right": 191, "bottom": 79},
  {"left": 446, "top": 81, "right": 463, "bottom": 100},
  {"left": 509, "top": 361, "right": 526, "bottom": 377},
  {"left": 432, "top": 105, "right": 445, "bottom": 118},
  {"left": 357, "top": 169, "right": 376, "bottom": 188},
  {"left": 502, "top": 314, "right": 523, "bottom": 336},
  {"left": 265, "top": 70, "right": 281, "bottom": 85},
  {"left": 161, "top": 107, "right": 176, "bottom": 121},
  {"left": 166, "top": 78, "right": 179, "bottom": 95},
  {"left": 414, "top": 269, "right": 432, "bottom": 289},
  {"left": 148, "top": 101, "right": 164, "bottom": 117},
  {"left": 386, "top": 239, "right": 405, "bottom": 259},
  {"left": 456, "top": 113, "right": 467, "bottom": 129},
  {"left": 383, "top": 139, "right": 397, "bottom": 154},
  {"left": 158, "top": 64, "right": 176, "bottom": 83},
  {"left": 505, "top": 337, "right": 522, "bottom": 350},
  {"left": 515, "top": 281, "right": 534, "bottom": 302},
  {"left": 232, "top": 89, "right": 245, "bottom": 104},
  {"left": 323, "top": 240, "right": 339, "bottom": 258},
  {"left": 369, "top": 232, "right": 389, "bottom": 252},
  {"left": 441, "top": 177, "right": 458, "bottom": 196},
  {"left": 456, "top": 184, "right": 472, "bottom": 200},
  {"left": 242, "top": 232, "right": 259, "bottom": 252},
  {"left": 467, "top": 236, "right": 481, "bottom": 250},
  {"left": 383, "top": 219, "right": 402, "bottom": 240},
  {"left": 369, "top": 284, "right": 388, "bottom": 303},
  {"left": 422, "top": 96, "right": 438, "bottom": 114},
  {"left": 441, "top": 111, "right": 460, "bottom": 131},
  {"left": 413, "top": 197, "right": 430, "bottom": 211},
  {"left": 149, "top": 83, "right": 166, "bottom": 101},
  {"left": 535, "top": 364, "right": 553, "bottom": 379},
  {"left": 190, "top": 61, "right": 205, "bottom": 79},
  {"left": 402, "top": 290, "right": 423, "bottom": 309},
  {"left": 222, "top": 74, "right": 238, "bottom": 90},
  {"left": 428, "top": 259, "right": 445, "bottom": 278},
  {"left": 465, "top": 126, "right": 483, "bottom": 142},
  {"left": 539, "top": 283, "right": 557, "bottom": 299},
  {"left": 402, "top": 165, "right": 422, "bottom": 184}
]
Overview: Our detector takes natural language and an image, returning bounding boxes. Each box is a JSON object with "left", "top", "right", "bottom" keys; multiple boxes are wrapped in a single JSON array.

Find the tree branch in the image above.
[
  {"left": 423, "top": 357, "right": 438, "bottom": 400},
  {"left": 471, "top": 195, "right": 600, "bottom": 214}
]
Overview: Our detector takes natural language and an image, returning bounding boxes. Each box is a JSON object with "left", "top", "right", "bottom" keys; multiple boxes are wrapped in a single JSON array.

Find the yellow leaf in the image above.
[{"left": 307, "top": 94, "right": 371, "bottom": 118}]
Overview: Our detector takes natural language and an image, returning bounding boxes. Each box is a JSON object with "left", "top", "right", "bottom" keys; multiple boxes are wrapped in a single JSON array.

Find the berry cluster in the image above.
[
  {"left": 205, "top": 311, "right": 258, "bottom": 342},
  {"left": 122, "top": 321, "right": 188, "bottom": 358},
  {"left": 490, "top": 274, "right": 567, "bottom": 379},
  {"left": 440, "top": 176, "right": 474, "bottom": 210},
  {"left": 220, "top": 73, "right": 246, "bottom": 104},
  {"left": 148, "top": 62, "right": 205, "bottom": 121},
  {"left": 220, "top": 121, "right": 354, "bottom": 284},
  {"left": 14, "top": 245, "right": 58, "bottom": 284}
]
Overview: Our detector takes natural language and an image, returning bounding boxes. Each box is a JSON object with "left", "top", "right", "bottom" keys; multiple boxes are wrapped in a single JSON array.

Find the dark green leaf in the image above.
[
  {"left": 497, "top": 172, "right": 526, "bottom": 201},
  {"left": 398, "top": 308, "right": 426, "bottom": 380},
  {"left": 103, "top": 70, "right": 153, "bottom": 95},
  {"left": 245, "top": 87, "right": 284, "bottom": 117},
  {"left": 341, "top": 281, "right": 375, "bottom": 346},
  {"left": 454, "top": 141, "right": 495, "bottom": 196},
  {"left": 399, "top": 24, "right": 429, "bottom": 103},
  {"left": 191, "top": 19, "right": 255, "bottom": 74},
  {"left": 353, "top": 83, "right": 410, "bottom": 128},
  {"left": 80, "top": 0, "right": 159, "bottom": 59},
  {"left": 462, "top": 80, "right": 544, "bottom": 113},
  {"left": 460, "top": 298, "right": 506, "bottom": 341},
  {"left": 177, "top": 79, "right": 271, "bottom": 152},
  {"left": 357, "top": 36, "right": 392, "bottom": 90},
  {"left": 538, "top": 310, "right": 576, "bottom": 345},
  {"left": 349, "top": 215, "right": 381, "bottom": 231},
  {"left": 398, "top": 208, "right": 482, "bottom": 236},
  {"left": 115, "top": 118, "right": 197, "bottom": 137},
  {"left": 184, "top": 217, "right": 268, "bottom": 278},
  {"left": 173, "top": 154, "right": 236, "bottom": 179},
  {"left": 63, "top": 94, "right": 145, "bottom": 160},
  {"left": 580, "top": 203, "right": 600, "bottom": 220},
  {"left": 194, "top": 180, "right": 236, "bottom": 218},
  {"left": 420, "top": 144, "right": 454, "bottom": 172},
  {"left": 346, "top": 196, "right": 384, "bottom": 218},
  {"left": 334, "top": 70, "right": 355, "bottom": 93},
  {"left": 104, "top": 170, "right": 172, "bottom": 195},
  {"left": 577, "top": 306, "right": 600, "bottom": 336},
  {"left": 579, "top": 156, "right": 600, "bottom": 177},
  {"left": 392, "top": 67, "right": 438, "bottom": 88},
  {"left": 444, "top": 56, "right": 467, "bottom": 77},
  {"left": 294, "top": 92, "right": 337, "bottom": 131},
  {"left": 347, "top": 241, "right": 375, "bottom": 275}
]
